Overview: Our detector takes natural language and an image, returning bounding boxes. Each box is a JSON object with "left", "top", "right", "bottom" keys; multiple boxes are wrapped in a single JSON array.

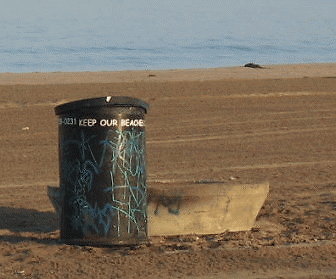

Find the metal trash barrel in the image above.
[{"left": 54, "top": 96, "right": 149, "bottom": 246}]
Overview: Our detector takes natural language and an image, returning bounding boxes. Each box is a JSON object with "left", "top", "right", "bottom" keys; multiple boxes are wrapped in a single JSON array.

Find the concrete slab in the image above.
[
  {"left": 47, "top": 181, "right": 269, "bottom": 237},
  {"left": 147, "top": 181, "right": 269, "bottom": 236}
]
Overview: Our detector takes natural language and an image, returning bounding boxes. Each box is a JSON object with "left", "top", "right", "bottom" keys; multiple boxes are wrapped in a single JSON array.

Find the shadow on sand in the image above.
[
  {"left": 0, "top": 206, "right": 61, "bottom": 245},
  {"left": 0, "top": 206, "right": 58, "bottom": 233}
]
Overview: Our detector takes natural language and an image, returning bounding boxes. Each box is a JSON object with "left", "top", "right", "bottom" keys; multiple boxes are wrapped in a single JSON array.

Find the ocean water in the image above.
[{"left": 0, "top": 0, "right": 335, "bottom": 73}]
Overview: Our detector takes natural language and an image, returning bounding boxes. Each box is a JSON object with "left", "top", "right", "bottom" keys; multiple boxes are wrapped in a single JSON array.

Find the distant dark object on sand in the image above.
[{"left": 244, "top": 63, "right": 265, "bottom": 69}]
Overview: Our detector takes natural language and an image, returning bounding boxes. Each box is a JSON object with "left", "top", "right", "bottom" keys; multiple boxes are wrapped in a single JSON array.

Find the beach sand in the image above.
[{"left": 0, "top": 63, "right": 336, "bottom": 278}]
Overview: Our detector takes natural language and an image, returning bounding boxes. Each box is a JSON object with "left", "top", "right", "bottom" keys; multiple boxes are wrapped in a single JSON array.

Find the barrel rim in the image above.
[{"left": 55, "top": 96, "right": 149, "bottom": 115}]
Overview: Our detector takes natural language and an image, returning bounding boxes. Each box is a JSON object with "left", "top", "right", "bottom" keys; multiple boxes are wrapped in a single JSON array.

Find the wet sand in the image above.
[{"left": 0, "top": 63, "right": 336, "bottom": 278}]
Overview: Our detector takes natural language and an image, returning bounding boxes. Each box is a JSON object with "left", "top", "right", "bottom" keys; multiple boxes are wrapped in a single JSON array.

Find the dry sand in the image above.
[{"left": 0, "top": 63, "right": 336, "bottom": 278}]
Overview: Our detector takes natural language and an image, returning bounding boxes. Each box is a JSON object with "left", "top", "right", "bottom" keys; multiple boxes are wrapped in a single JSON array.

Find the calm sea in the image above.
[{"left": 1, "top": 0, "right": 335, "bottom": 73}]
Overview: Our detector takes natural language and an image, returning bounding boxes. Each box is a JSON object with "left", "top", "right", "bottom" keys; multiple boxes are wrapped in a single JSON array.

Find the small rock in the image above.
[{"left": 244, "top": 63, "right": 264, "bottom": 69}]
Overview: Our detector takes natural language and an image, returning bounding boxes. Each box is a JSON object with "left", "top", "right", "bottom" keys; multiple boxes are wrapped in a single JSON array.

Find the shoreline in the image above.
[{"left": 0, "top": 63, "right": 335, "bottom": 85}]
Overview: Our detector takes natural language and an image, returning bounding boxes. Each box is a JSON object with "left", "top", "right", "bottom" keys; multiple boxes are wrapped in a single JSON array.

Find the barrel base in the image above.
[{"left": 61, "top": 237, "right": 149, "bottom": 247}]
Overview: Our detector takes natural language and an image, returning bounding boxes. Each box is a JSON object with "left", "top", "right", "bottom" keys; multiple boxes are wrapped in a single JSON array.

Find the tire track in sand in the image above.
[{"left": 148, "top": 126, "right": 336, "bottom": 144}]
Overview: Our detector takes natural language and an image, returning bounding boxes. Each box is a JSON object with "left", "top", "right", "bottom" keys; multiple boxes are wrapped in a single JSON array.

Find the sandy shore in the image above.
[
  {"left": 0, "top": 63, "right": 336, "bottom": 278},
  {"left": 0, "top": 63, "right": 336, "bottom": 85}
]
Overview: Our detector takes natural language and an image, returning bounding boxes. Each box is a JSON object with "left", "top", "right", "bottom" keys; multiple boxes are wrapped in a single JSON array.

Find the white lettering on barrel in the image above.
[
  {"left": 121, "top": 119, "right": 129, "bottom": 127},
  {"left": 59, "top": 117, "right": 77, "bottom": 126},
  {"left": 100, "top": 119, "right": 118, "bottom": 127},
  {"left": 79, "top": 118, "right": 97, "bottom": 127},
  {"left": 121, "top": 119, "right": 145, "bottom": 127},
  {"left": 60, "top": 118, "right": 145, "bottom": 127}
]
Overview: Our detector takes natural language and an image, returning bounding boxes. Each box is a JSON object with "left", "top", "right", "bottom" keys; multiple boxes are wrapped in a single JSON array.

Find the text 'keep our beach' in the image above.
[{"left": 59, "top": 117, "right": 145, "bottom": 128}]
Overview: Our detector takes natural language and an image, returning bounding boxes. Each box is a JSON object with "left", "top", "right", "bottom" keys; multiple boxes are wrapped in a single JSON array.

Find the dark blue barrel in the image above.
[{"left": 55, "top": 96, "right": 149, "bottom": 246}]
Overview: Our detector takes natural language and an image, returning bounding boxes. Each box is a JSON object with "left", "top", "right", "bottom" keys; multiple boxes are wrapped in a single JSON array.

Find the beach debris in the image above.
[
  {"left": 244, "top": 63, "right": 264, "bottom": 69},
  {"left": 229, "top": 176, "right": 238, "bottom": 181},
  {"left": 22, "top": 126, "right": 30, "bottom": 131},
  {"left": 105, "top": 96, "right": 112, "bottom": 102}
]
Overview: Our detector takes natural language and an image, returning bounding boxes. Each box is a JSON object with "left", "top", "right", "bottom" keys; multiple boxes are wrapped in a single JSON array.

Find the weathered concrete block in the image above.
[
  {"left": 147, "top": 181, "right": 269, "bottom": 236},
  {"left": 48, "top": 181, "right": 269, "bottom": 237}
]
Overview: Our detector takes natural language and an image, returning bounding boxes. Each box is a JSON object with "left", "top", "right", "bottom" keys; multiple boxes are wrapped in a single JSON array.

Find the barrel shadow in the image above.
[{"left": 0, "top": 206, "right": 58, "bottom": 233}]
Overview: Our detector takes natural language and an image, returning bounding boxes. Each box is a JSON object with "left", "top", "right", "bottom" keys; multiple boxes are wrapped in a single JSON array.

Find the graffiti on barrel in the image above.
[{"left": 60, "top": 127, "right": 147, "bottom": 239}]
